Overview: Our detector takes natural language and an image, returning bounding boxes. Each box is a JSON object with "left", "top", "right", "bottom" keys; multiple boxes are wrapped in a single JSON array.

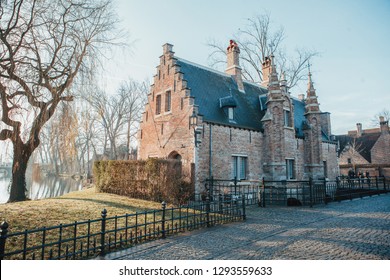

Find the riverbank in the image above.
[{"left": 0, "top": 187, "right": 165, "bottom": 233}]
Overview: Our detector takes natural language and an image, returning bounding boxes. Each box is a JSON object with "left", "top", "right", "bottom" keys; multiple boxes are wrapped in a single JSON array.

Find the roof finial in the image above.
[
  {"left": 307, "top": 61, "right": 312, "bottom": 74},
  {"left": 305, "top": 61, "right": 320, "bottom": 114},
  {"left": 280, "top": 71, "right": 287, "bottom": 88},
  {"left": 307, "top": 61, "right": 314, "bottom": 90},
  {"left": 268, "top": 43, "right": 275, "bottom": 67}
]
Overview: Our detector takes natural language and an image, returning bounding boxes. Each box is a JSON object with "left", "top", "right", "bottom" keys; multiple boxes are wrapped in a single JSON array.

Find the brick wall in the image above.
[
  {"left": 138, "top": 43, "right": 340, "bottom": 197},
  {"left": 322, "top": 142, "right": 339, "bottom": 179},
  {"left": 371, "top": 134, "right": 390, "bottom": 164},
  {"left": 195, "top": 123, "right": 263, "bottom": 193},
  {"left": 138, "top": 44, "right": 196, "bottom": 181},
  {"left": 339, "top": 147, "right": 370, "bottom": 165}
]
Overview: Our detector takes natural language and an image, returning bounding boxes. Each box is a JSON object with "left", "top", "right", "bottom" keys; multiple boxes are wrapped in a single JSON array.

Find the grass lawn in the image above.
[
  {"left": 0, "top": 187, "right": 208, "bottom": 260},
  {"left": 0, "top": 187, "right": 166, "bottom": 233},
  {"left": 0, "top": 187, "right": 236, "bottom": 260}
]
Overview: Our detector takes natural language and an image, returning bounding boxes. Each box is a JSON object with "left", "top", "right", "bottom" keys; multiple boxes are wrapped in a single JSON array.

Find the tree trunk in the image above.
[{"left": 8, "top": 142, "right": 32, "bottom": 202}]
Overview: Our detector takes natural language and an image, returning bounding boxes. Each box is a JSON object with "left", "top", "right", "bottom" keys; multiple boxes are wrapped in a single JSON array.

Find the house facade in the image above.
[
  {"left": 336, "top": 118, "right": 390, "bottom": 177},
  {"left": 138, "top": 41, "right": 339, "bottom": 194}
]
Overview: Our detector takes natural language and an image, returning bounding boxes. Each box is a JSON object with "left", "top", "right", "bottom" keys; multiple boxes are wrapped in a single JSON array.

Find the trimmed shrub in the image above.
[{"left": 93, "top": 159, "right": 193, "bottom": 205}]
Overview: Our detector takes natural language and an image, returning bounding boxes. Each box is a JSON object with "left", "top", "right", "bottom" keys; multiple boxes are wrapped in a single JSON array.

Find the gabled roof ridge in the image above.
[
  {"left": 242, "top": 79, "right": 268, "bottom": 91},
  {"left": 176, "top": 56, "right": 269, "bottom": 92},
  {"left": 175, "top": 56, "right": 232, "bottom": 78}
]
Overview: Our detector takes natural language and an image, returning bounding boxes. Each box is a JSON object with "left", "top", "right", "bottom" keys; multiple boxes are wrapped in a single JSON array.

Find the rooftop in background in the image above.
[{"left": 336, "top": 117, "right": 389, "bottom": 162}]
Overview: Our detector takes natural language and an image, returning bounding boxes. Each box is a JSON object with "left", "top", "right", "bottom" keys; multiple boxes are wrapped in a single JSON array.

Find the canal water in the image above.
[{"left": 0, "top": 174, "right": 83, "bottom": 204}]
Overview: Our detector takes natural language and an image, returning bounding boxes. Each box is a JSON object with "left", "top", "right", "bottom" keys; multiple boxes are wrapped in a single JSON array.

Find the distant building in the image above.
[
  {"left": 137, "top": 41, "right": 339, "bottom": 194},
  {"left": 336, "top": 117, "right": 390, "bottom": 177}
]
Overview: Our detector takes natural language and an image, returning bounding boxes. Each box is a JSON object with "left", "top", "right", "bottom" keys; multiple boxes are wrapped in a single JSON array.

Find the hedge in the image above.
[{"left": 93, "top": 158, "right": 193, "bottom": 205}]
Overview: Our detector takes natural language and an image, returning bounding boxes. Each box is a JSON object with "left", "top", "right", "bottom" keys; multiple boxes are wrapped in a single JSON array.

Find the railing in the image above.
[
  {"left": 204, "top": 176, "right": 389, "bottom": 207},
  {"left": 0, "top": 199, "right": 245, "bottom": 260}
]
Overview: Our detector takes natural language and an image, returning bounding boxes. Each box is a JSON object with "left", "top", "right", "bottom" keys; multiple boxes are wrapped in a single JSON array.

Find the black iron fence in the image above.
[
  {"left": 204, "top": 176, "right": 389, "bottom": 207},
  {"left": 0, "top": 199, "right": 245, "bottom": 260}
]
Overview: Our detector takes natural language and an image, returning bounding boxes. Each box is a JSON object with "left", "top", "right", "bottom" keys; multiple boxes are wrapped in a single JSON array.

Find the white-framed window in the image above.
[
  {"left": 232, "top": 155, "right": 247, "bottom": 180},
  {"left": 284, "top": 109, "right": 292, "bottom": 127},
  {"left": 286, "top": 159, "right": 295, "bottom": 180},
  {"left": 228, "top": 107, "right": 234, "bottom": 121}
]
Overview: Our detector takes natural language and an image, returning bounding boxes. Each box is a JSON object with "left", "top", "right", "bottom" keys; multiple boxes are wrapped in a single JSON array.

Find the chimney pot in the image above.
[
  {"left": 356, "top": 123, "right": 362, "bottom": 137},
  {"left": 379, "top": 116, "right": 389, "bottom": 134},
  {"left": 226, "top": 40, "right": 244, "bottom": 92}
]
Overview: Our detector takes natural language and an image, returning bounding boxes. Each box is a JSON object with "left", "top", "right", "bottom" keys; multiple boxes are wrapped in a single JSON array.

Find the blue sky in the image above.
[{"left": 104, "top": 0, "right": 390, "bottom": 134}]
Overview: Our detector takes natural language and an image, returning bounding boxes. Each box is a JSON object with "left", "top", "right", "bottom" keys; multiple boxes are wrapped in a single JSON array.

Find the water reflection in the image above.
[{"left": 0, "top": 174, "right": 83, "bottom": 204}]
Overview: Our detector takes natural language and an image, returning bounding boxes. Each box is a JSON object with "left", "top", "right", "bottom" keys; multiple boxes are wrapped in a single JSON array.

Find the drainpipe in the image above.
[{"left": 209, "top": 123, "right": 213, "bottom": 178}]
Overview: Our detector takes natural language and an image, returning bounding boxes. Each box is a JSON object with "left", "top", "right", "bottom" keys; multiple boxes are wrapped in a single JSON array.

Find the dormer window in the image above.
[
  {"left": 219, "top": 95, "right": 237, "bottom": 123},
  {"left": 228, "top": 107, "right": 234, "bottom": 121}
]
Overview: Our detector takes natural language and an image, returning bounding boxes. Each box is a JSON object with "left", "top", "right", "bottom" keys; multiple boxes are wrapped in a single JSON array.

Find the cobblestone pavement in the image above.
[{"left": 100, "top": 195, "right": 390, "bottom": 260}]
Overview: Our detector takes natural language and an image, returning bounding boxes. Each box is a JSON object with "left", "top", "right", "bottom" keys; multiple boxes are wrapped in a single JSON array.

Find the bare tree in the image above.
[
  {"left": 0, "top": 0, "right": 122, "bottom": 202},
  {"left": 207, "top": 13, "right": 318, "bottom": 89},
  {"left": 371, "top": 108, "right": 390, "bottom": 127},
  {"left": 344, "top": 138, "right": 365, "bottom": 174},
  {"left": 118, "top": 79, "right": 148, "bottom": 159},
  {"left": 87, "top": 79, "right": 147, "bottom": 160},
  {"left": 74, "top": 103, "right": 101, "bottom": 178}
]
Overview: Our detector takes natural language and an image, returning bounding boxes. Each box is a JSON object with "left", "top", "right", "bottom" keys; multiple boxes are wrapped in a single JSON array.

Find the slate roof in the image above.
[
  {"left": 336, "top": 133, "right": 381, "bottom": 162},
  {"left": 175, "top": 57, "right": 327, "bottom": 140},
  {"left": 176, "top": 57, "right": 267, "bottom": 131}
]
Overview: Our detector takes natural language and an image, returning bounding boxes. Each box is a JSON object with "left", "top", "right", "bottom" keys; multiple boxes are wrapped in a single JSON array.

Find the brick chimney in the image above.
[
  {"left": 379, "top": 116, "right": 389, "bottom": 134},
  {"left": 261, "top": 56, "right": 273, "bottom": 87},
  {"left": 356, "top": 123, "right": 362, "bottom": 137},
  {"left": 226, "top": 40, "right": 244, "bottom": 92}
]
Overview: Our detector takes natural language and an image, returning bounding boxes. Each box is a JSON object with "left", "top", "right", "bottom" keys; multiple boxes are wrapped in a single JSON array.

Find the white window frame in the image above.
[
  {"left": 286, "top": 158, "right": 296, "bottom": 180},
  {"left": 284, "top": 109, "right": 292, "bottom": 127},
  {"left": 232, "top": 155, "right": 247, "bottom": 180},
  {"left": 228, "top": 107, "right": 234, "bottom": 120}
]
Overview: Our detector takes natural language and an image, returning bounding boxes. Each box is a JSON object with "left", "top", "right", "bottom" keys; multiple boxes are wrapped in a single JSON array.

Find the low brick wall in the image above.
[{"left": 93, "top": 159, "right": 193, "bottom": 204}]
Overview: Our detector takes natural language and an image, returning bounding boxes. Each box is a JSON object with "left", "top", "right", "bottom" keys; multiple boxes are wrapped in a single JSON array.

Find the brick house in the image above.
[
  {"left": 336, "top": 118, "right": 390, "bottom": 177},
  {"left": 137, "top": 41, "right": 339, "bottom": 194}
]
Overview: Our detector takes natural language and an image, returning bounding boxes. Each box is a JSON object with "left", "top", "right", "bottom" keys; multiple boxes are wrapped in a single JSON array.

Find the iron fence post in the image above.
[
  {"left": 210, "top": 176, "right": 214, "bottom": 201},
  {"left": 206, "top": 190, "right": 210, "bottom": 227},
  {"left": 161, "top": 201, "right": 167, "bottom": 238},
  {"left": 323, "top": 178, "right": 327, "bottom": 204},
  {"left": 259, "top": 177, "right": 265, "bottom": 208},
  {"left": 0, "top": 221, "right": 9, "bottom": 260},
  {"left": 309, "top": 177, "right": 313, "bottom": 208},
  {"left": 349, "top": 180, "right": 353, "bottom": 200},
  {"left": 242, "top": 196, "right": 246, "bottom": 221},
  {"left": 100, "top": 209, "right": 107, "bottom": 256},
  {"left": 234, "top": 177, "right": 237, "bottom": 196},
  {"left": 218, "top": 193, "right": 223, "bottom": 214}
]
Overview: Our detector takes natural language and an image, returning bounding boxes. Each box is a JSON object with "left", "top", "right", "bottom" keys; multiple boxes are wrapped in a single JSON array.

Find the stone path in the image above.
[{"left": 99, "top": 194, "right": 390, "bottom": 260}]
